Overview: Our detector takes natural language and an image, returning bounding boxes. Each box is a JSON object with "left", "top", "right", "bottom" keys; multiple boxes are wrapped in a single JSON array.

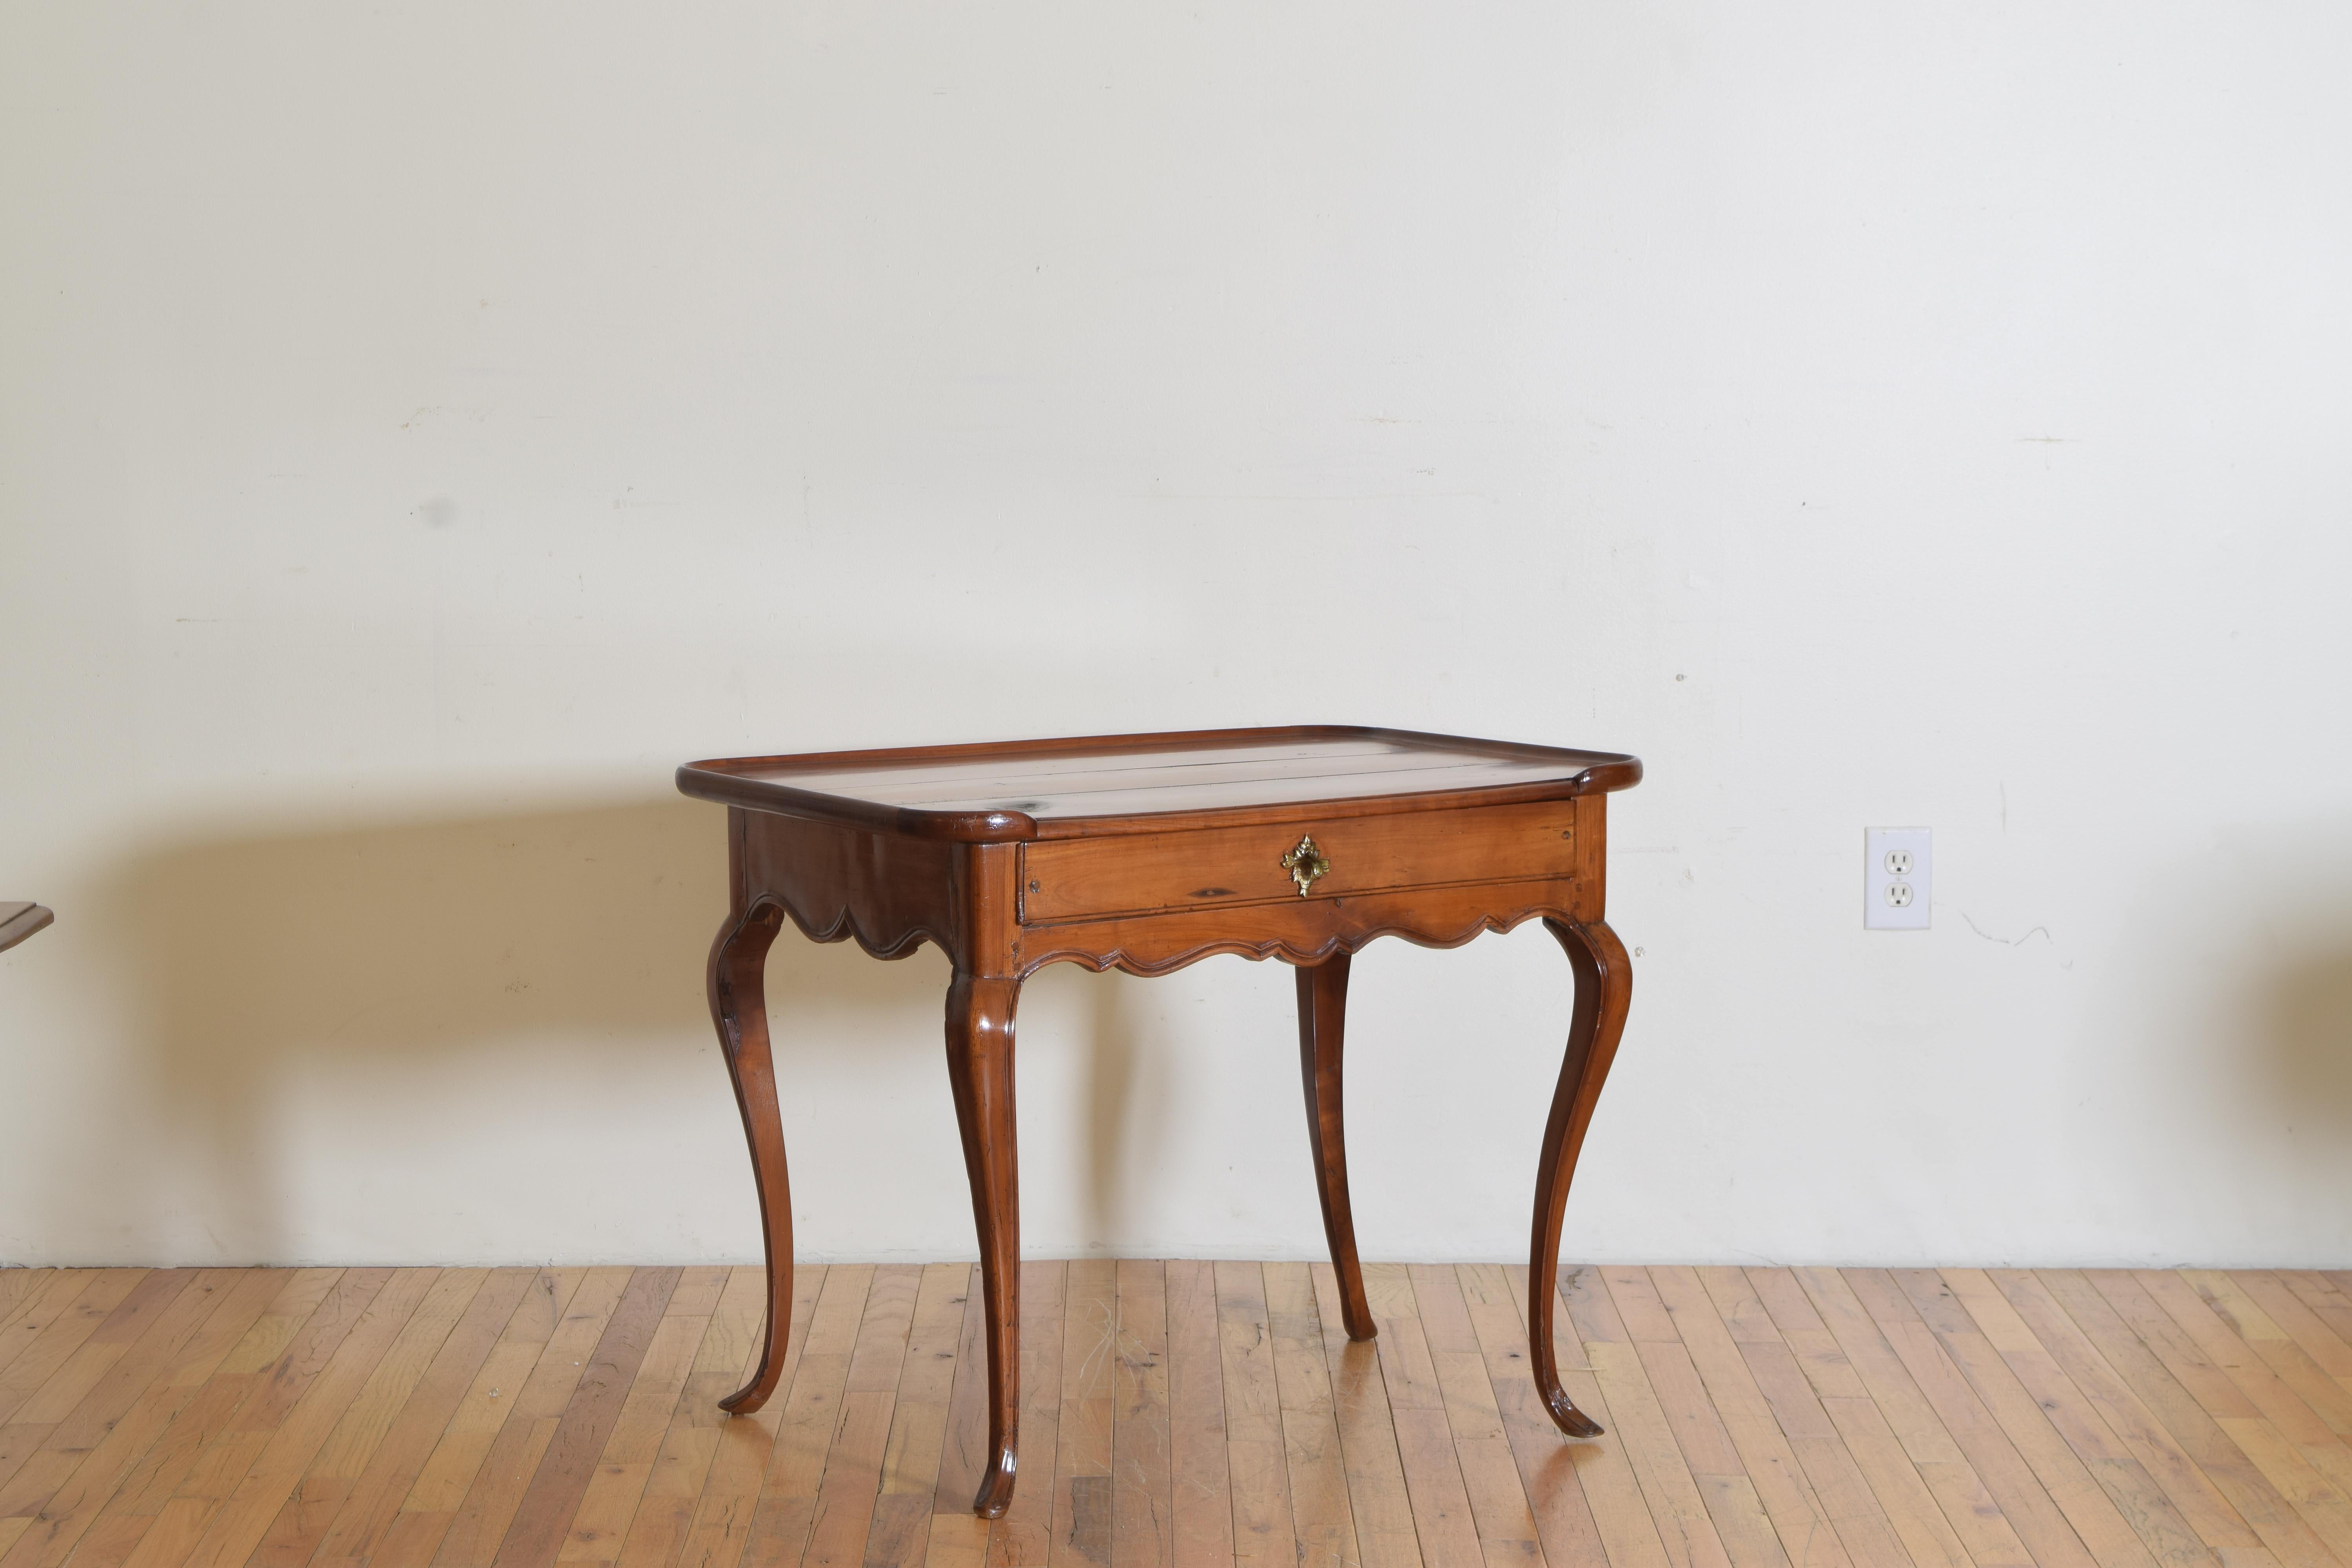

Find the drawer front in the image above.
[{"left": 1019, "top": 799, "right": 1580, "bottom": 923}]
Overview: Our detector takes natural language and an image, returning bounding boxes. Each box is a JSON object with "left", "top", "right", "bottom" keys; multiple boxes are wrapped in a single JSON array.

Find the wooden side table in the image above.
[{"left": 677, "top": 726, "right": 1640, "bottom": 1517}]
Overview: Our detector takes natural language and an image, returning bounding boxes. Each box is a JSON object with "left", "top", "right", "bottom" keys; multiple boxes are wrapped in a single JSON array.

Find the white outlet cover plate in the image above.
[{"left": 1865, "top": 827, "right": 1932, "bottom": 930}]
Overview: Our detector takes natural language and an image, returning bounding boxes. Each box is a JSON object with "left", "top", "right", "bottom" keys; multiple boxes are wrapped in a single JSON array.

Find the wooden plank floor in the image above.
[{"left": 4, "top": 1266, "right": 2352, "bottom": 1566}]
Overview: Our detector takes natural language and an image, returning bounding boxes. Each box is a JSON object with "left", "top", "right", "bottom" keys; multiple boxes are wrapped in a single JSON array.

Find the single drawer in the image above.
[{"left": 1018, "top": 799, "right": 1580, "bottom": 923}]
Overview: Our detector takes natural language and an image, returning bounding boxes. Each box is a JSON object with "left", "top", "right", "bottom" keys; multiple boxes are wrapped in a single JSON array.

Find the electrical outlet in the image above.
[{"left": 1865, "top": 828, "right": 1931, "bottom": 930}]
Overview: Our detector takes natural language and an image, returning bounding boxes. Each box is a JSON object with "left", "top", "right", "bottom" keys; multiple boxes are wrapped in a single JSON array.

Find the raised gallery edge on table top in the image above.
[{"left": 675, "top": 724, "right": 1642, "bottom": 842}]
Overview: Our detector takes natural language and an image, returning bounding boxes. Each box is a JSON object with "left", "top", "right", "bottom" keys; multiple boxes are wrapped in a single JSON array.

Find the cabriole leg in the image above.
[
  {"left": 946, "top": 971, "right": 1023, "bottom": 1517},
  {"left": 1297, "top": 953, "right": 1375, "bottom": 1340},
  {"left": 710, "top": 900, "right": 791, "bottom": 1414},
  {"left": 1528, "top": 916, "right": 1632, "bottom": 1438}
]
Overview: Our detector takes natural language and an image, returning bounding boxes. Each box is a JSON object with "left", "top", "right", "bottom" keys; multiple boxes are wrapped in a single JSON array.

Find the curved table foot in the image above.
[
  {"left": 1529, "top": 916, "right": 1632, "bottom": 1439},
  {"left": 1296, "top": 954, "right": 1375, "bottom": 1341},
  {"left": 709, "top": 900, "right": 793, "bottom": 1415},
  {"left": 973, "top": 1445, "right": 1018, "bottom": 1519},
  {"left": 946, "top": 973, "right": 1023, "bottom": 1517},
  {"left": 1543, "top": 1384, "right": 1607, "bottom": 1439}
]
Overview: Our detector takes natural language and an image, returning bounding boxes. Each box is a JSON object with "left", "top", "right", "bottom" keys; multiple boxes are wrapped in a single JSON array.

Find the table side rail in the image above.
[
  {"left": 737, "top": 809, "right": 963, "bottom": 960},
  {"left": 1011, "top": 872, "right": 1601, "bottom": 978}
]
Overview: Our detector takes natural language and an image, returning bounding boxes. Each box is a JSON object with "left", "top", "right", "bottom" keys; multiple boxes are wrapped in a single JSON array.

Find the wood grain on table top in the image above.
[{"left": 679, "top": 727, "right": 1640, "bottom": 839}]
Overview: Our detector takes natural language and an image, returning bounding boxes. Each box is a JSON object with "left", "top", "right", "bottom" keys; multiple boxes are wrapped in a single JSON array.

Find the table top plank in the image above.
[
  {"left": 827, "top": 752, "right": 1558, "bottom": 807},
  {"left": 678, "top": 726, "right": 1638, "bottom": 842},
  {"left": 771, "top": 739, "right": 1412, "bottom": 794},
  {"left": 860, "top": 761, "right": 1577, "bottom": 819}
]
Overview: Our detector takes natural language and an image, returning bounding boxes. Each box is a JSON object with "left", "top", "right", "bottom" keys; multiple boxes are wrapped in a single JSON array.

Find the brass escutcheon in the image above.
[{"left": 1281, "top": 834, "right": 1331, "bottom": 897}]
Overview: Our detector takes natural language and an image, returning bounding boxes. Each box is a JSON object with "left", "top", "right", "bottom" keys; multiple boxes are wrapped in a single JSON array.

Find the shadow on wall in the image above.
[
  {"left": 91, "top": 799, "right": 767, "bottom": 1257},
  {"left": 2267, "top": 942, "right": 2352, "bottom": 1131},
  {"left": 87, "top": 797, "right": 1163, "bottom": 1261},
  {"left": 2114, "top": 826, "right": 2352, "bottom": 1257}
]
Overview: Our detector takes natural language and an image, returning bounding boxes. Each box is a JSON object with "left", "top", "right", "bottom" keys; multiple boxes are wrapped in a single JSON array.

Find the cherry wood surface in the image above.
[
  {"left": 679, "top": 727, "right": 1641, "bottom": 1518},
  {"left": 1018, "top": 797, "right": 1582, "bottom": 922},
  {"left": 678, "top": 726, "right": 1640, "bottom": 841},
  {"left": 1297, "top": 955, "right": 1374, "bottom": 1343},
  {"left": 5, "top": 1262, "right": 2347, "bottom": 1568}
]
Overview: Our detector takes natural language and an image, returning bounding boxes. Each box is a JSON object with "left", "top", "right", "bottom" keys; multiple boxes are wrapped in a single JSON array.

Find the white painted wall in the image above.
[{"left": 5, "top": 1, "right": 2350, "bottom": 1270}]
